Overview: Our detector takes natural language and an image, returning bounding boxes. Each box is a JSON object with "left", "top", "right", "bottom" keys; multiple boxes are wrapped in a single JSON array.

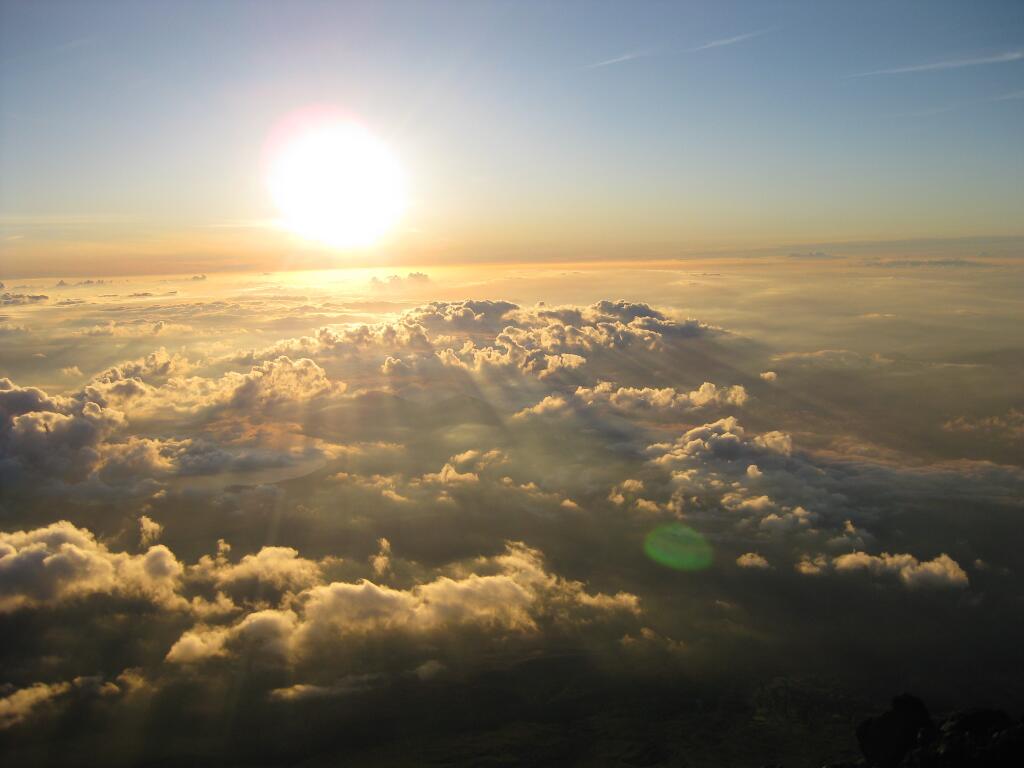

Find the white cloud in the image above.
[
  {"left": 736, "top": 552, "right": 770, "bottom": 569},
  {"left": 691, "top": 28, "right": 773, "bottom": 52},
  {"left": 574, "top": 381, "right": 747, "bottom": 415},
  {"left": 138, "top": 515, "right": 163, "bottom": 546},
  {"left": 832, "top": 551, "right": 968, "bottom": 589},
  {"left": 512, "top": 394, "right": 570, "bottom": 420},
  {"left": 421, "top": 463, "right": 480, "bottom": 485},
  {"left": 0, "top": 521, "right": 185, "bottom": 612},
  {"left": 852, "top": 50, "right": 1024, "bottom": 77},
  {"left": 168, "top": 542, "right": 640, "bottom": 665},
  {"left": 0, "top": 682, "right": 71, "bottom": 729},
  {"left": 195, "top": 545, "right": 324, "bottom": 595}
]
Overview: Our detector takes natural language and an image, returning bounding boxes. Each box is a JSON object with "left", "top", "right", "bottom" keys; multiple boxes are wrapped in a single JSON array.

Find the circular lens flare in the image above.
[
  {"left": 266, "top": 111, "right": 407, "bottom": 249},
  {"left": 644, "top": 523, "right": 713, "bottom": 571}
]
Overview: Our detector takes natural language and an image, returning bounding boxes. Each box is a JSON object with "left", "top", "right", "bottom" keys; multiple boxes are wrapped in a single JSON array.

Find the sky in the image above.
[{"left": 1, "top": 0, "right": 1023, "bottom": 276}]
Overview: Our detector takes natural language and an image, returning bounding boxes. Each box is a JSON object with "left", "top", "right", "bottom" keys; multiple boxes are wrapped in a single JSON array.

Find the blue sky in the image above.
[{"left": 1, "top": 0, "right": 1022, "bottom": 271}]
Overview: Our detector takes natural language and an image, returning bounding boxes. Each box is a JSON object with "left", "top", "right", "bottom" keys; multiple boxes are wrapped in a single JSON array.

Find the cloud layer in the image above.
[{"left": 1, "top": 267, "right": 1022, "bottom": 763}]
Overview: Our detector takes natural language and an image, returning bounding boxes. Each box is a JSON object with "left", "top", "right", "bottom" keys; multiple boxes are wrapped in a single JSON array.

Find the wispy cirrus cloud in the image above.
[
  {"left": 851, "top": 50, "right": 1024, "bottom": 77},
  {"left": 691, "top": 28, "right": 773, "bottom": 52},
  {"left": 581, "top": 27, "right": 774, "bottom": 71},
  {"left": 579, "top": 50, "right": 651, "bottom": 71}
]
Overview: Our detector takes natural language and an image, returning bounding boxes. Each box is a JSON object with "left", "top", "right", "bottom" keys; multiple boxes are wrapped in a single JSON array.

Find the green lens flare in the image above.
[{"left": 644, "top": 523, "right": 713, "bottom": 571}]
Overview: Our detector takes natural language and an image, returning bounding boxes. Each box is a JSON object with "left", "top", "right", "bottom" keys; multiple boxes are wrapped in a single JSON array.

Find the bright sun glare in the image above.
[{"left": 266, "top": 113, "right": 407, "bottom": 249}]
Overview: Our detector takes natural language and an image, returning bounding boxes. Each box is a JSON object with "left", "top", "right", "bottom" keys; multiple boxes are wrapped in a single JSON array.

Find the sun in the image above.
[{"left": 266, "top": 112, "right": 407, "bottom": 249}]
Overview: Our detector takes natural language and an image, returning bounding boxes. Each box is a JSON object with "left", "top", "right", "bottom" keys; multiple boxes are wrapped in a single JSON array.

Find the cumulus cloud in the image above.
[
  {"left": 375, "top": 299, "right": 715, "bottom": 383},
  {"left": 636, "top": 412, "right": 1017, "bottom": 588},
  {"left": 0, "top": 357, "right": 346, "bottom": 490},
  {"left": 370, "top": 272, "right": 431, "bottom": 289},
  {"left": 513, "top": 395, "right": 570, "bottom": 420},
  {"left": 608, "top": 478, "right": 645, "bottom": 506},
  {"left": 0, "top": 520, "right": 633, "bottom": 676},
  {"left": 225, "top": 356, "right": 340, "bottom": 409},
  {"left": 268, "top": 676, "right": 378, "bottom": 701},
  {"left": 736, "top": 552, "right": 770, "bottom": 569},
  {"left": 88, "top": 348, "right": 191, "bottom": 388},
  {"left": 650, "top": 417, "right": 793, "bottom": 472},
  {"left": 574, "top": 381, "right": 747, "bottom": 415},
  {"left": 450, "top": 448, "right": 507, "bottom": 471},
  {"left": 244, "top": 321, "right": 433, "bottom": 364},
  {"left": 421, "top": 463, "right": 480, "bottom": 485},
  {"left": 167, "top": 542, "right": 640, "bottom": 665},
  {"left": 138, "top": 515, "right": 163, "bottom": 546},
  {"left": 1, "top": 292, "right": 48, "bottom": 305},
  {"left": 0, "top": 381, "right": 127, "bottom": 483},
  {"left": 796, "top": 554, "right": 828, "bottom": 576},
  {"left": 89, "top": 354, "right": 341, "bottom": 417},
  {"left": 193, "top": 544, "right": 324, "bottom": 597},
  {"left": 0, "top": 682, "right": 72, "bottom": 729},
  {"left": 0, "top": 521, "right": 185, "bottom": 612},
  {"left": 330, "top": 471, "right": 409, "bottom": 502},
  {"left": 831, "top": 551, "right": 969, "bottom": 589},
  {"left": 370, "top": 538, "right": 391, "bottom": 576}
]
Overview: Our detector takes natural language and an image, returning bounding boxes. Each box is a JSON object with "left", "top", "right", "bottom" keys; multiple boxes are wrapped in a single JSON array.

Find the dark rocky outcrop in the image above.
[
  {"left": 857, "top": 694, "right": 934, "bottom": 767},
  {"left": 853, "top": 695, "right": 1024, "bottom": 768}
]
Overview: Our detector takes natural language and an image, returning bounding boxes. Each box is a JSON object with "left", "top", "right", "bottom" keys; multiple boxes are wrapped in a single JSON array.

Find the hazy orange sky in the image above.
[{"left": 2, "top": 0, "right": 1023, "bottom": 277}]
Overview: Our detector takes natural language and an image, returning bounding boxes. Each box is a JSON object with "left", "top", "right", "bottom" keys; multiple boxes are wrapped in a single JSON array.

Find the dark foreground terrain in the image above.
[{"left": 2, "top": 652, "right": 1021, "bottom": 767}]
